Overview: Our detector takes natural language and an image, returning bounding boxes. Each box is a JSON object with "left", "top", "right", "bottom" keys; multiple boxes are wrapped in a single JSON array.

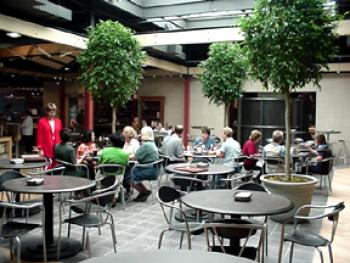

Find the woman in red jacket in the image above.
[{"left": 37, "top": 103, "right": 62, "bottom": 168}]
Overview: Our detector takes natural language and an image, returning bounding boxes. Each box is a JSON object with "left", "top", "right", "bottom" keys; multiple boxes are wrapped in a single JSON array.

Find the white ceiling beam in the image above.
[
  {"left": 137, "top": 27, "right": 244, "bottom": 46},
  {"left": 102, "top": 0, "right": 143, "bottom": 17},
  {"left": 143, "top": 0, "right": 254, "bottom": 18},
  {"left": 143, "top": 0, "right": 207, "bottom": 7},
  {"left": 0, "top": 14, "right": 87, "bottom": 49}
]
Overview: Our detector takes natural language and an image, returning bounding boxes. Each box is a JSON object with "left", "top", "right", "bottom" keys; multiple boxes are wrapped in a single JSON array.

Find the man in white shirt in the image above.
[
  {"left": 218, "top": 127, "right": 241, "bottom": 169},
  {"left": 21, "top": 109, "right": 34, "bottom": 153},
  {"left": 263, "top": 130, "right": 285, "bottom": 173}
]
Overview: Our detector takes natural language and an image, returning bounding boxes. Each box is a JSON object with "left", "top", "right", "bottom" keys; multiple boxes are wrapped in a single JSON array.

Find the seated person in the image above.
[
  {"left": 218, "top": 127, "right": 241, "bottom": 170},
  {"left": 263, "top": 130, "right": 285, "bottom": 173},
  {"left": 77, "top": 130, "right": 97, "bottom": 179},
  {"left": 306, "top": 133, "right": 333, "bottom": 174},
  {"left": 77, "top": 130, "right": 97, "bottom": 158},
  {"left": 242, "top": 129, "right": 262, "bottom": 173},
  {"left": 132, "top": 127, "right": 159, "bottom": 202},
  {"left": 160, "top": 124, "right": 186, "bottom": 163},
  {"left": 99, "top": 132, "right": 129, "bottom": 167},
  {"left": 122, "top": 126, "right": 140, "bottom": 194},
  {"left": 54, "top": 128, "right": 86, "bottom": 177},
  {"left": 194, "top": 126, "right": 215, "bottom": 150}
]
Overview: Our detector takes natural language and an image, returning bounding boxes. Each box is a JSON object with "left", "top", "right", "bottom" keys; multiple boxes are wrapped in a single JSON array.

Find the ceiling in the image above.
[{"left": 0, "top": 0, "right": 350, "bottom": 85}]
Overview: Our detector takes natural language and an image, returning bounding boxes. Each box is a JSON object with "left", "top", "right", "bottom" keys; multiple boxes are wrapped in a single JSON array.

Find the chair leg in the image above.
[
  {"left": 158, "top": 229, "right": 168, "bottom": 249},
  {"left": 328, "top": 175, "right": 332, "bottom": 192},
  {"left": 56, "top": 219, "right": 63, "bottom": 260},
  {"left": 289, "top": 242, "right": 294, "bottom": 263},
  {"left": 15, "top": 236, "right": 21, "bottom": 263},
  {"left": 265, "top": 223, "right": 268, "bottom": 256},
  {"left": 121, "top": 187, "right": 126, "bottom": 210},
  {"left": 107, "top": 222, "right": 117, "bottom": 253},
  {"left": 316, "top": 247, "right": 324, "bottom": 263},
  {"left": 86, "top": 229, "right": 91, "bottom": 257},
  {"left": 328, "top": 245, "right": 334, "bottom": 263},
  {"left": 179, "top": 232, "right": 185, "bottom": 249},
  {"left": 187, "top": 232, "right": 192, "bottom": 250},
  {"left": 82, "top": 226, "right": 86, "bottom": 248}
]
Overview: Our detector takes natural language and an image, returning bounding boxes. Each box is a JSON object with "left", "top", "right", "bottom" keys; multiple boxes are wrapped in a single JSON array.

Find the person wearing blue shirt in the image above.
[{"left": 194, "top": 126, "right": 215, "bottom": 150}]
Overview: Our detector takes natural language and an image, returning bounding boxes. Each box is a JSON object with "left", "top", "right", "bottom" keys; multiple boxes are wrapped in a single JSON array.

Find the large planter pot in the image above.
[{"left": 261, "top": 174, "right": 318, "bottom": 223}]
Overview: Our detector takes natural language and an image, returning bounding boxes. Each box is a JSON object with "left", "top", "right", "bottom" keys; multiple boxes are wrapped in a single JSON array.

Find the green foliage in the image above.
[
  {"left": 199, "top": 42, "right": 247, "bottom": 106},
  {"left": 78, "top": 20, "right": 144, "bottom": 108},
  {"left": 240, "top": 0, "right": 338, "bottom": 93}
]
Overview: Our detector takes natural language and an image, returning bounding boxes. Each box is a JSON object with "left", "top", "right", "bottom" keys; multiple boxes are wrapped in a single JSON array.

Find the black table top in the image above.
[
  {"left": 165, "top": 163, "right": 234, "bottom": 176},
  {"left": 0, "top": 159, "right": 49, "bottom": 170},
  {"left": 181, "top": 190, "right": 294, "bottom": 217},
  {"left": 3, "top": 176, "right": 95, "bottom": 194},
  {"left": 80, "top": 251, "right": 254, "bottom": 263}
]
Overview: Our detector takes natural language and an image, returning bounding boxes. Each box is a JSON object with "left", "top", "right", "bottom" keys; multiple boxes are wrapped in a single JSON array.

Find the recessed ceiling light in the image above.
[{"left": 6, "top": 32, "right": 22, "bottom": 38}]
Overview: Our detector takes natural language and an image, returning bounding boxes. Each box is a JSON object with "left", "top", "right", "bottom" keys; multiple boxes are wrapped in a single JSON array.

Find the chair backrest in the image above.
[
  {"left": 0, "top": 171, "right": 24, "bottom": 191},
  {"left": 170, "top": 175, "right": 210, "bottom": 192},
  {"left": 56, "top": 159, "right": 89, "bottom": 178},
  {"left": 131, "top": 159, "right": 164, "bottom": 179},
  {"left": 294, "top": 202, "right": 345, "bottom": 243},
  {"left": 157, "top": 186, "right": 185, "bottom": 226},
  {"left": 27, "top": 166, "right": 66, "bottom": 176},
  {"left": 234, "top": 182, "right": 269, "bottom": 193},
  {"left": 204, "top": 220, "right": 265, "bottom": 260},
  {"left": 95, "top": 164, "right": 126, "bottom": 189}
]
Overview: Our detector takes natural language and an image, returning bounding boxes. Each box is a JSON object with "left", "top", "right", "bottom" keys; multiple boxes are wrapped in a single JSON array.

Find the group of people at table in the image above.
[{"left": 35, "top": 102, "right": 332, "bottom": 204}]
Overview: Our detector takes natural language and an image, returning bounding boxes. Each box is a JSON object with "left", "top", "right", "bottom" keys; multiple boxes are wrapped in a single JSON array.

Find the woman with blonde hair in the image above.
[{"left": 123, "top": 126, "right": 140, "bottom": 160}]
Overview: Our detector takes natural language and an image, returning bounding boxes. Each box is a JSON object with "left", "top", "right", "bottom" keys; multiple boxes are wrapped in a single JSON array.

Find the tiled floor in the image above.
[{"left": 0, "top": 167, "right": 349, "bottom": 263}]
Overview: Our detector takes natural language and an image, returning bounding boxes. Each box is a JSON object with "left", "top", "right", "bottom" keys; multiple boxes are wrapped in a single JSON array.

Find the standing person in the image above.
[
  {"left": 242, "top": 130, "right": 262, "bottom": 172},
  {"left": 132, "top": 126, "right": 159, "bottom": 202},
  {"left": 160, "top": 124, "right": 185, "bottom": 163},
  {"left": 218, "top": 127, "right": 241, "bottom": 169},
  {"left": 21, "top": 109, "right": 34, "bottom": 153},
  {"left": 36, "top": 103, "right": 62, "bottom": 168}
]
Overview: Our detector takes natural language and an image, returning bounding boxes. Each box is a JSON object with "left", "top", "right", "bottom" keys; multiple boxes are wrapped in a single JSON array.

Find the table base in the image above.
[{"left": 21, "top": 237, "right": 81, "bottom": 261}]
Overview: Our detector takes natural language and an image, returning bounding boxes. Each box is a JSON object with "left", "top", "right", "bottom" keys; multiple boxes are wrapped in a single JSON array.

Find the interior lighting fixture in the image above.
[{"left": 6, "top": 32, "right": 22, "bottom": 38}]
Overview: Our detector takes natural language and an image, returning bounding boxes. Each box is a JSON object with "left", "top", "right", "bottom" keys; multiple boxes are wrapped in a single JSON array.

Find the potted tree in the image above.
[
  {"left": 241, "top": 0, "right": 338, "bottom": 220},
  {"left": 199, "top": 42, "right": 247, "bottom": 126},
  {"left": 78, "top": 20, "right": 144, "bottom": 133}
]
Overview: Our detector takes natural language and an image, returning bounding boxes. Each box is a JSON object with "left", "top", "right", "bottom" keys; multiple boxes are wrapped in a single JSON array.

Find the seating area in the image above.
[{"left": 0, "top": 166, "right": 348, "bottom": 263}]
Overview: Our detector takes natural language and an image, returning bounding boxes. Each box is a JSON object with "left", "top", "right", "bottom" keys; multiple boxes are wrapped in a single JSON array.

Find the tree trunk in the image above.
[
  {"left": 112, "top": 106, "right": 117, "bottom": 133},
  {"left": 284, "top": 91, "right": 292, "bottom": 180},
  {"left": 224, "top": 103, "right": 229, "bottom": 126}
]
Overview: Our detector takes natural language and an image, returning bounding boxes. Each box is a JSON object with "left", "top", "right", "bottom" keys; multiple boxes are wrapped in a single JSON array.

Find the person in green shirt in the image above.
[
  {"left": 99, "top": 133, "right": 129, "bottom": 166},
  {"left": 132, "top": 126, "right": 159, "bottom": 202}
]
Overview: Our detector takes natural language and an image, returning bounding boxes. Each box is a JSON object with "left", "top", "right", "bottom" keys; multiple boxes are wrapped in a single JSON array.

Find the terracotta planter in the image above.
[{"left": 260, "top": 174, "right": 318, "bottom": 223}]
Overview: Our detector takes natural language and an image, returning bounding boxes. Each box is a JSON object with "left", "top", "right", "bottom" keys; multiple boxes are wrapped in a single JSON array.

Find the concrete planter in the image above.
[{"left": 261, "top": 174, "right": 318, "bottom": 223}]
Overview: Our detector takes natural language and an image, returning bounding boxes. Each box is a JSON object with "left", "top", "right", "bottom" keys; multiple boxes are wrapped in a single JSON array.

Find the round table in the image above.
[
  {"left": 80, "top": 251, "right": 254, "bottom": 263},
  {"left": 182, "top": 190, "right": 294, "bottom": 263},
  {"left": 165, "top": 163, "right": 234, "bottom": 176},
  {"left": 3, "top": 176, "right": 96, "bottom": 261},
  {"left": 181, "top": 190, "right": 293, "bottom": 216},
  {"left": 0, "top": 159, "right": 49, "bottom": 171}
]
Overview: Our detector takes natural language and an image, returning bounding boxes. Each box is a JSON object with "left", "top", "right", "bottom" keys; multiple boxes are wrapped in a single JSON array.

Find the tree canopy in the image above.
[
  {"left": 240, "top": 0, "right": 338, "bottom": 93},
  {"left": 199, "top": 42, "right": 247, "bottom": 106},
  {"left": 78, "top": 20, "right": 144, "bottom": 108}
]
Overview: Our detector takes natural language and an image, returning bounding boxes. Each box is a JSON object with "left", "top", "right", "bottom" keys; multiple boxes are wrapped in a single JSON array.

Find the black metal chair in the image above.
[
  {"left": 306, "top": 156, "right": 334, "bottom": 192},
  {"left": 131, "top": 159, "right": 164, "bottom": 202},
  {"left": 157, "top": 186, "right": 204, "bottom": 249},
  {"left": 0, "top": 201, "right": 47, "bottom": 263},
  {"left": 204, "top": 221, "right": 266, "bottom": 262},
  {"left": 57, "top": 189, "right": 118, "bottom": 259},
  {"left": 283, "top": 202, "right": 345, "bottom": 263},
  {"left": 170, "top": 174, "right": 211, "bottom": 192},
  {"left": 56, "top": 159, "right": 90, "bottom": 179},
  {"left": 25, "top": 166, "right": 66, "bottom": 177},
  {"left": 95, "top": 164, "right": 126, "bottom": 209},
  {"left": 264, "top": 156, "right": 284, "bottom": 174},
  {"left": 233, "top": 183, "right": 270, "bottom": 256}
]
